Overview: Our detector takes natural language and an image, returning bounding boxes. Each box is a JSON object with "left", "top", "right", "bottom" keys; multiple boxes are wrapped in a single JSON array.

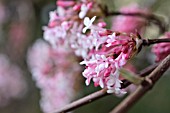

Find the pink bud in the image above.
[
  {"left": 87, "top": 2, "right": 93, "bottom": 9},
  {"left": 97, "top": 22, "right": 107, "bottom": 28},
  {"left": 73, "top": 4, "right": 81, "bottom": 11},
  {"left": 57, "top": 0, "right": 75, "bottom": 7}
]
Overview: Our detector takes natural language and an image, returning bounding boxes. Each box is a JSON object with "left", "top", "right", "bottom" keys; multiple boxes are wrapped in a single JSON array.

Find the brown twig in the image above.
[
  {"left": 136, "top": 38, "right": 170, "bottom": 54},
  {"left": 110, "top": 55, "right": 170, "bottom": 113},
  {"left": 52, "top": 63, "right": 159, "bottom": 113},
  {"left": 142, "top": 38, "right": 170, "bottom": 46},
  {"left": 53, "top": 88, "right": 108, "bottom": 113}
]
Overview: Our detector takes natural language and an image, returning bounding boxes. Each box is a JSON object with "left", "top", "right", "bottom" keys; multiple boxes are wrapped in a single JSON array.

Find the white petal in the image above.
[
  {"left": 79, "top": 12, "right": 86, "bottom": 19},
  {"left": 120, "top": 90, "right": 127, "bottom": 94},
  {"left": 107, "top": 89, "right": 114, "bottom": 93},
  {"left": 82, "top": 27, "right": 88, "bottom": 33},
  {"left": 81, "top": 4, "right": 87, "bottom": 11},
  {"left": 95, "top": 66, "right": 99, "bottom": 73},
  {"left": 82, "top": 50, "right": 87, "bottom": 58},
  {"left": 107, "top": 79, "right": 115, "bottom": 86},
  {"left": 85, "top": 79, "right": 90, "bottom": 85},
  {"left": 98, "top": 64, "right": 105, "bottom": 71},
  {"left": 106, "top": 43, "right": 111, "bottom": 47},
  {"left": 99, "top": 79, "right": 104, "bottom": 88},
  {"left": 93, "top": 77, "right": 99, "bottom": 82},
  {"left": 90, "top": 16, "right": 96, "bottom": 24},
  {"left": 80, "top": 61, "right": 86, "bottom": 65},
  {"left": 105, "top": 62, "right": 109, "bottom": 68},
  {"left": 95, "top": 54, "right": 101, "bottom": 59},
  {"left": 115, "top": 79, "right": 121, "bottom": 88},
  {"left": 111, "top": 32, "right": 116, "bottom": 37},
  {"left": 84, "top": 17, "right": 90, "bottom": 26}
]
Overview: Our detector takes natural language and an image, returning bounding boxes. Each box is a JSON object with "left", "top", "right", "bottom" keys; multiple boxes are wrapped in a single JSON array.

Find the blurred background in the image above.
[{"left": 0, "top": 0, "right": 169, "bottom": 113}]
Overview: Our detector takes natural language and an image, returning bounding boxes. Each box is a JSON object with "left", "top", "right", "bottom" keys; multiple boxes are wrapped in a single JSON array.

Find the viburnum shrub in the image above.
[{"left": 27, "top": 0, "right": 170, "bottom": 113}]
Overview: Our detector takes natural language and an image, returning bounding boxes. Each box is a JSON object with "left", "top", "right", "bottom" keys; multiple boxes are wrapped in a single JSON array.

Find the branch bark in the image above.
[
  {"left": 142, "top": 38, "right": 170, "bottom": 46},
  {"left": 110, "top": 55, "right": 170, "bottom": 113},
  {"left": 53, "top": 88, "right": 108, "bottom": 113}
]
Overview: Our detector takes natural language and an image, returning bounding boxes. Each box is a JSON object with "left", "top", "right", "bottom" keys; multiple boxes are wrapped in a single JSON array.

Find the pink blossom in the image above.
[
  {"left": 80, "top": 54, "right": 114, "bottom": 86},
  {"left": 152, "top": 32, "right": 170, "bottom": 62}
]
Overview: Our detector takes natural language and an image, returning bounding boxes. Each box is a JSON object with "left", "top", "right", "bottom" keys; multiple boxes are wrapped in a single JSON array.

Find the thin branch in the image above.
[
  {"left": 52, "top": 63, "right": 159, "bottom": 113},
  {"left": 110, "top": 55, "right": 170, "bottom": 113},
  {"left": 53, "top": 88, "right": 108, "bottom": 113},
  {"left": 142, "top": 38, "right": 170, "bottom": 46}
]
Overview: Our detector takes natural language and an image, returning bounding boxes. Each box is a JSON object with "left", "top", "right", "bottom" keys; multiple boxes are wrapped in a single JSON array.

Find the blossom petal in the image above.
[{"left": 84, "top": 17, "right": 90, "bottom": 27}]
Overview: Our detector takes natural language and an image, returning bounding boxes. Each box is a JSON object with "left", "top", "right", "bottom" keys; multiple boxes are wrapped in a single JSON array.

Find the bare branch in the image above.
[
  {"left": 110, "top": 55, "right": 170, "bottom": 113},
  {"left": 142, "top": 38, "right": 170, "bottom": 46},
  {"left": 53, "top": 88, "right": 108, "bottom": 113}
]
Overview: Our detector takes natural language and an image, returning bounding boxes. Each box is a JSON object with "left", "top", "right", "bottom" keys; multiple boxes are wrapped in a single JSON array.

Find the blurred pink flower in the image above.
[
  {"left": 0, "top": 54, "right": 27, "bottom": 107},
  {"left": 152, "top": 32, "right": 170, "bottom": 62},
  {"left": 27, "top": 39, "right": 81, "bottom": 113},
  {"left": 112, "top": 4, "right": 148, "bottom": 33}
]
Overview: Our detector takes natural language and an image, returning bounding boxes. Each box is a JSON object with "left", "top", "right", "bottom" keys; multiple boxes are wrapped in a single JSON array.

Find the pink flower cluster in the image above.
[
  {"left": 80, "top": 16, "right": 141, "bottom": 94},
  {"left": 27, "top": 39, "right": 81, "bottom": 113},
  {"left": 42, "top": 0, "right": 145, "bottom": 95},
  {"left": 0, "top": 54, "right": 27, "bottom": 107},
  {"left": 112, "top": 4, "right": 148, "bottom": 33},
  {"left": 152, "top": 32, "right": 170, "bottom": 62}
]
